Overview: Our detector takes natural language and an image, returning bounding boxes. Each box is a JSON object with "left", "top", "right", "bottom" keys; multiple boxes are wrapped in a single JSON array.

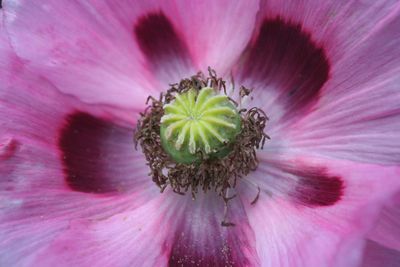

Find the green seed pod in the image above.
[{"left": 160, "top": 87, "right": 241, "bottom": 164}]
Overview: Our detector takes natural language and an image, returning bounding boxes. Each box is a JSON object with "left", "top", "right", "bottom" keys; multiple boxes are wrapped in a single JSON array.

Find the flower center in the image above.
[
  {"left": 134, "top": 69, "right": 269, "bottom": 204},
  {"left": 160, "top": 87, "right": 241, "bottom": 164}
]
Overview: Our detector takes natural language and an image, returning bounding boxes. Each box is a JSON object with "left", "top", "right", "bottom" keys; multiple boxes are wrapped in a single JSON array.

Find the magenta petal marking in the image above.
[
  {"left": 290, "top": 166, "right": 344, "bottom": 206},
  {"left": 59, "top": 112, "right": 134, "bottom": 194},
  {"left": 241, "top": 17, "right": 330, "bottom": 117},
  {"left": 134, "top": 12, "right": 191, "bottom": 73},
  {"left": 0, "top": 138, "right": 18, "bottom": 161}
]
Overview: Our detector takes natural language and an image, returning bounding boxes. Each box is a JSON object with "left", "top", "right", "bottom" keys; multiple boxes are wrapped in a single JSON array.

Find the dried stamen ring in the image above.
[{"left": 134, "top": 69, "right": 268, "bottom": 199}]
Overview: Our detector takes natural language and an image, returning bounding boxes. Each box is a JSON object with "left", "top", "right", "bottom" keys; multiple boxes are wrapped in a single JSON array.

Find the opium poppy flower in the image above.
[{"left": 1, "top": 1, "right": 399, "bottom": 266}]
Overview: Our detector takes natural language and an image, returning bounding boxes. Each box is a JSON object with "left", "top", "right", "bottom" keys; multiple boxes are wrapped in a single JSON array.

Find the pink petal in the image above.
[
  {"left": 0, "top": 70, "right": 155, "bottom": 194},
  {"left": 0, "top": 68, "right": 160, "bottom": 264},
  {"left": 235, "top": 2, "right": 400, "bottom": 167},
  {"left": 59, "top": 111, "right": 151, "bottom": 194},
  {"left": 109, "top": 0, "right": 259, "bottom": 78},
  {"left": 368, "top": 191, "right": 400, "bottom": 251},
  {"left": 22, "top": 196, "right": 174, "bottom": 267},
  {"left": 169, "top": 0, "right": 259, "bottom": 74},
  {"left": 3, "top": 0, "right": 259, "bottom": 110},
  {"left": 238, "top": 156, "right": 400, "bottom": 266},
  {"left": 257, "top": 0, "right": 400, "bottom": 62},
  {"left": 235, "top": 16, "right": 330, "bottom": 130},
  {"left": 134, "top": 11, "right": 194, "bottom": 84},
  {"left": 2, "top": 0, "right": 158, "bottom": 109},
  {"left": 288, "top": 15, "right": 400, "bottom": 164},
  {"left": 6, "top": 192, "right": 260, "bottom": 266},
  {"left": 0, "top": 190, "right": 158, "bottom": 266},
  {"left": 361, "top": 241, "right": 400, "bottom": 267},
  {"left": 1, "top": 7, "right": 155, "bottom": 192},
  {"left": 168, "top": 192, "right": 259, "bottom": 266},
  {"left": 0, "top": 8, "right": 20, "bottom": 77}
]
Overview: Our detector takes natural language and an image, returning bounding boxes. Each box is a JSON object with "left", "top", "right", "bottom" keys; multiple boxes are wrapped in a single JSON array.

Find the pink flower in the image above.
[{"left": 1, "top": 1, "right": 400, "bottom": 266}]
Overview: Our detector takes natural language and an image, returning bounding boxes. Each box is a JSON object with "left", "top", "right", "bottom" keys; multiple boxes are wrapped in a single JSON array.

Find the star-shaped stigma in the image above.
[{"left": 160, "top": 87, "right": 241, "bottom": 164}]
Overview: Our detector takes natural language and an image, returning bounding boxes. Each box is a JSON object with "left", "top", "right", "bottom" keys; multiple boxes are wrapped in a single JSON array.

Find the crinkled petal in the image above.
[
  {"left": 20, "top": 196, "right": 175, "bottom": 267},
  {"left": 235, "top": 1, "right": 400, "bottom": 158},
  {"left": 361, "top": 241, "right": 400, "bottom": 267},
  {"left": 132, "top": 10, "right": 194, "bottom": 84},
  {"left": 2, "top": 0, "right": 158, "bottom": 108},
  {"left": 167, "top": 192, "right": 259, "bottom": 266},
  {"left": 0, "top": 62, "right": 149, "bottom": 192},
  {"left": 238, "top": 156, "right": 400, "bottom": 267},
  {"left": 6, "top": 191, "right": 260, "bottom": 267},
  {"left": 0, "top": 191, "right": 157, "bottom": 266},
  {"left": 1, "top": 4, "right": 261, "bottom": 264},
  {"left": 170, "top": 0, "right": 260, "bottom": 74},
  {"left": 110, "top": 0, "right": 260, "bottom": 79},
  {"left": 0, "top": 67, "right": 159, "bottom": 264},
  {"left": 234, "top": 16, "right": 331, "bottom": 128},
  {"left": 257, "top": 0, "right": 400, "bottom": 61},
  {"left": 289, "top": 14, "right": 400, "bottom": 164},
  {"left": 3, "top": 0, "right": 259, "bottom": 108}
]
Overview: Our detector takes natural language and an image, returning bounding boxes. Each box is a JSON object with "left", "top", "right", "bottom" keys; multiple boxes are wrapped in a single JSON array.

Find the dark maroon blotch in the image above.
[
  {"left": 241, "top": 17, "right": 330, "bottom": 117},
  {"left": 292, "top": 167, "right": 344, "bottom": 207},
  {"left": 168, "top": 196, "right": 253, "bottom": 267},
  {"left": 59, "top": 112, "right": 131, "bottom": 194},
  {"left": 134, "top": 12, "right": 190, "bottom": 68}
]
